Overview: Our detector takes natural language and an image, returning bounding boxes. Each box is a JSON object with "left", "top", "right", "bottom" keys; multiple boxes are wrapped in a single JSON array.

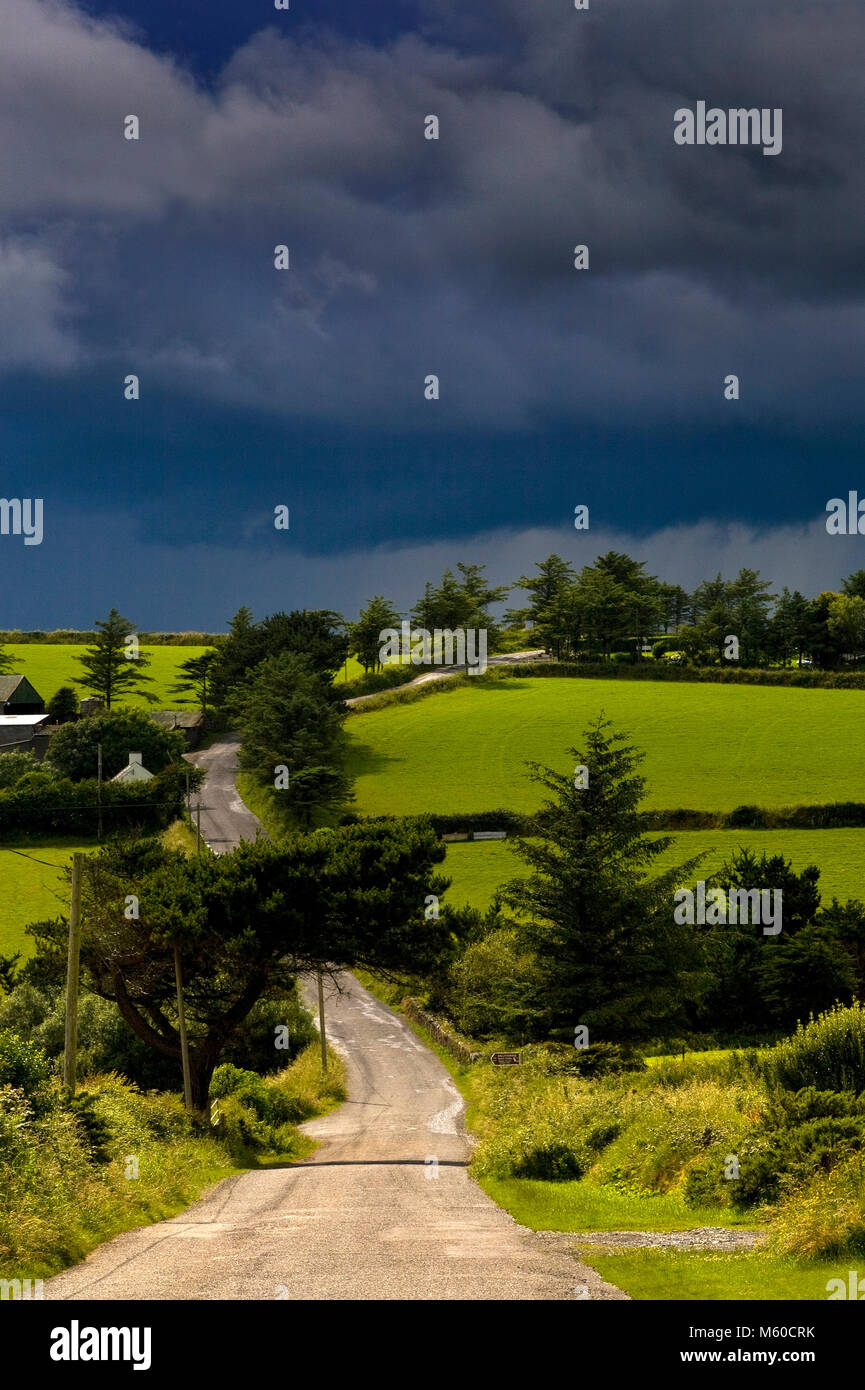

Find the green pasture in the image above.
[
  {"left": 0, "top": 842, "right": 96, "bottom": 957},
  {"left": 443, "top": 830, "right": 865, "bottom": 914},
  {"left": 7, "top": 644, "right": 370, "bottom": 701},
  {"left": 5, "top": 644, "right": 211, "bottom": 709},
  {"left": 346, "top": 678, "right": 865, "bottom": 815}
]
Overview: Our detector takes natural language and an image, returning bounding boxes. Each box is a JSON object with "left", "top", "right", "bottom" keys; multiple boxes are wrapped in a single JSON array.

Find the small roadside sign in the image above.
[{"left": 491, "top": 1052, "right": 521, "bottom": 1066}]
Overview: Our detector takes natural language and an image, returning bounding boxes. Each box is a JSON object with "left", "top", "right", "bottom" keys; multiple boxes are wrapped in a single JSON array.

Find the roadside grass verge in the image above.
[
  {"left": 234, "top": 772, "right": 346, "bottom": 838},
  {"left": 160, "top": 817, "right": 199, "bottom": 856},
  {"left": 0, "top": 1071, "right": 241, "bottom": 1281},
  {"left": 581, "top": 1249, "right": 850, "bottom": 1301},
  {"left": 235, "top": 771, "right": 290, "bottom": 838},
  {"left": 478, "top": 1176, "right": 756, "bottom": 1233},
  {"left": 0, "top": 1040, "right": 346, "bottom": 1281}
]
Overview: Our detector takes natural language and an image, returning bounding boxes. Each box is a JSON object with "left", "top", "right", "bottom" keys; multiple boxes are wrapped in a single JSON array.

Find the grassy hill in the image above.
[
  {"left": 5, "top": 644, "right": 211, "bottom": 709},
  {"left": 6, "top": 643, "right": 367, "bottom": 705},
  {"left": 443, "top": 830, "right": 865, "bottom": 915},
  {"left": 346, "top": 677, "right": 865, "bottom": 815}
]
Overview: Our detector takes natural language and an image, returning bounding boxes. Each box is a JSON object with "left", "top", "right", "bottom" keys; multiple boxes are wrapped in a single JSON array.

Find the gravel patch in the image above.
[{"left": 537, "top": 1227, "right": 765, "bottom": 1252}]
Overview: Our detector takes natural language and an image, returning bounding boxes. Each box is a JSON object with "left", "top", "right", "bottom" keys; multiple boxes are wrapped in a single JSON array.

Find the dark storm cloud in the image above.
[
  {"left": 2, "top": 0, "right": 864, "bottom": 434},
  {"left": 3, "top": 510, "right": 856, "bottom": 631}
]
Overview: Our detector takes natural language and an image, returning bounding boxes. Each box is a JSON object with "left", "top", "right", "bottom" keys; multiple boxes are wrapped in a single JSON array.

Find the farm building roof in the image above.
[
  {"left": 0, "top": 674, "right": 44, "bottom": 710},
  {"left": 151, "top": 711, "right": 205, "bottom": 729},
  {"left": 0, "top": 676, "right": 28, "bottom": 701}
]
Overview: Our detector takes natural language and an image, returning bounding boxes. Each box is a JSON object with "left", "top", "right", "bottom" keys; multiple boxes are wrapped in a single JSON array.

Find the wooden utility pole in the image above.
[
  {"left": 195, "top": 802, "right": 202, "bottom": 856},
  {"left": 317, "top": 971, "right": 328, "bottom": 1073},
  {"left": 96, "top": 742, "right": 103, "bottom": 841},
  {"left": 174, "top": 945, "right": 194, "bottom": 1110},
  {"left": 63, "top": 853, "right": 84, "bottom": 1091}
]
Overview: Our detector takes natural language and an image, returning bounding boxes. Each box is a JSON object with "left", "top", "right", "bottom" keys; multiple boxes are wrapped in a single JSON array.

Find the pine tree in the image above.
[
  {"left": 76, "top": 609, "right": 154, "bottom": 709},
  {"left": 350, "top": 596, "right": 402, "bottom": 673},
  {"left": 170, "top": 650, "right": 220, "bottom": 714},
  {"left": 504, "top": 718, "right": 707, "bottom": 1040}
]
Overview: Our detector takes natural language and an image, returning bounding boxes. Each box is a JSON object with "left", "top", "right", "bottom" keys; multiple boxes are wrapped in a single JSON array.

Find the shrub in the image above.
[
  {"left": 0, "top": 984, "right": 183, "bottom": 1092},
  {"left": 212, "top": 1045, "right": 346, "bottom": 1157},
  {"left": 0, "top": 764, "right": 190, "bottom": 839},
  {"left": 727, "top": 805, "right": 768, "bottom": 829},
  {"left": 0, "top": 1029, "right": 53, "bottom": 1105},
  {"left": 512, "top": 1139, "right": 584, "bottom": 1181},
  {"left": 763, "top": 1003, "right": 865, "bottom": 1094},
  {"left": 767, "top": 1153, "right": 865, "bottom": 1260},
  {"left": 0, "top": 751, "right": 41, "bottom": 788},
  {"left": 447, "top": 928, "right": 542, "bottom": 1039},
  {"left": 683, "top": 1086, "right": 865, "bottom": 1210}
]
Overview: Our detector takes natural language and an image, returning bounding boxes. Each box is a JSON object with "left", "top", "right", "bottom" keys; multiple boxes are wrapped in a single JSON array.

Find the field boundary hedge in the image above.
[
  {"left": 0, "top": 766, "right": 190, "bottom": 839},
  {"left": 0, "top": 631, "right": 224, "bottom": 645},
  {"left": 366, "top": 804, "right": 865, "bottom": 835},
  {"left": 491, "top": 662, "right": 865, "bottom": 689}
]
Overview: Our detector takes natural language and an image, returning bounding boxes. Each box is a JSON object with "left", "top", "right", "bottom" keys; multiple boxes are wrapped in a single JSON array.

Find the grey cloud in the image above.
[
  {"left": 1, "top": 0, "right": 864, "bottom": 428},
  {"left": 0, "top": 237, "right": 79, "bottom": 369}
]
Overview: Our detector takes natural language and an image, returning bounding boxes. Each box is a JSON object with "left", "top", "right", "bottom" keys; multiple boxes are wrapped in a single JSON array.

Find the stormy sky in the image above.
[{"left": 1, "top": 0, "right": 863, "bottom": 627}]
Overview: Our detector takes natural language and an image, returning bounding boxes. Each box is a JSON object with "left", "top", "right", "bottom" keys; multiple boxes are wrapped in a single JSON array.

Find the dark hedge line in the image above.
[
  {"left": 490, "top": 661, "right": 865, "bottom": 690},
  {"left": 0, "top": 766, "right": 191, "bottom": 838},
  {"left": 362, "top": 804, "right": 865, "bottom": 835},
  {"left": 428, "top": 810, "right": 537, "bottom": 836},
  {"left": 640, "top": 803, "right": 865, "bottom": 830},
  {"left": 354, "top": 809, "right": 536, "bottom": 835},
  {"left": 0, "top": 631, "right": 224, "bottom": 645}
]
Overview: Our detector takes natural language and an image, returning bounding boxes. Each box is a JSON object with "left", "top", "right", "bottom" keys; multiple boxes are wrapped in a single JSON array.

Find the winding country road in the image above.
[
  {"left": 46, "top": 974, "right": 624, "bottom": 1300},
  {"left": 182, "top": 733, "right": 262, "bottom": 855},
  {"left": 45, "top": 722, "right": 626, "bottom": 1301}
]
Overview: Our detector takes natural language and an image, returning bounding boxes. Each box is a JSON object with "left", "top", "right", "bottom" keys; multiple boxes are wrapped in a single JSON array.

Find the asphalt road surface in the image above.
[
  {"left": 45, "top": 727, "right": 626, "bottom": 1300},
  {"left": 46, "top": 975, "right": 625, "bottom": 1300},
  {"left": 183, "top": 734, "right": 263, "bottom": 854},
  {"left": 345, "top": 649, "right": 548, "bottom": 705}
]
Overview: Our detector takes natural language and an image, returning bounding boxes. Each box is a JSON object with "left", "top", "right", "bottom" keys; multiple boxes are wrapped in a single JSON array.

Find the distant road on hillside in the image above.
[
  {"left": 345, "top": 648, "right": 547, "bottom": 706},
  {"left": 185, "top": 651, "right": 548, "bottom": 853}
]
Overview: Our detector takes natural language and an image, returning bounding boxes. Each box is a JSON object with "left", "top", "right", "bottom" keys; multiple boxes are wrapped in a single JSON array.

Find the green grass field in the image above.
[
  {"left": 443, "top": 830, "right": 865, "bottom": 913},
  {"left": 581, "top": 1249, "right": 851, "bottom": 1301},
  {"left": 5, "top": 644, "right": 211, "bottom": 708},
  {"left": 7, "top": 644, "right": 369, "bottom": 702},
  {"left": 0, "top": 841, "right": 96, "bottom": 956},
  {"left": 346, "top": 677, "right": 865, "bottom": 815}
]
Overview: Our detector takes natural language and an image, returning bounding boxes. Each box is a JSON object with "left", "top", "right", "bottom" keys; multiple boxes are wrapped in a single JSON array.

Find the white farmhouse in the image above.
[{"left": 111, "top": 752, "right": 154, "bottom": 783}]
